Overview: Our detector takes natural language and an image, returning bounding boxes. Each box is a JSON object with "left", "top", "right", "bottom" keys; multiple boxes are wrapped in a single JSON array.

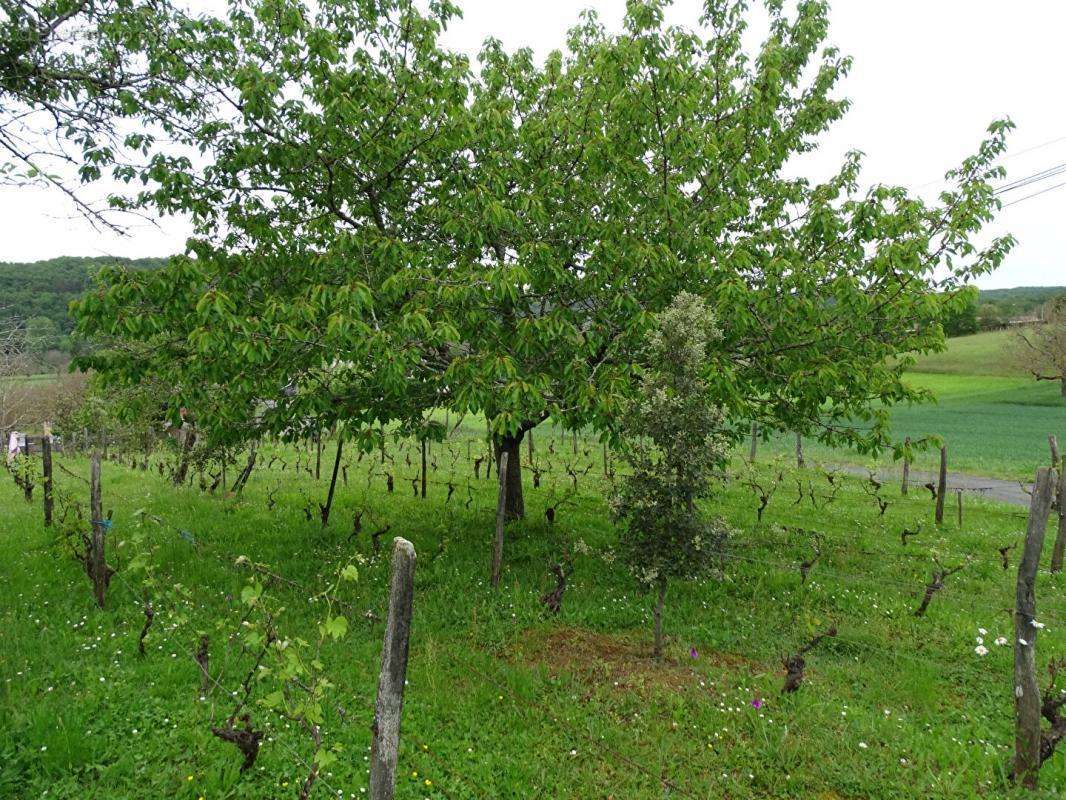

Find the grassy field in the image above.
[
  {"left": 755, "top": 330, "right": 1065, "bottom": 482},
  {"left": 2, "top": 432, "right": 1065, "bottom": 799},
  {"left": 909, "top": 329, "right": 1027, "bottom": 377},
  {"left": 761, "top": 372, "right": 1066, "bottom": 481}
]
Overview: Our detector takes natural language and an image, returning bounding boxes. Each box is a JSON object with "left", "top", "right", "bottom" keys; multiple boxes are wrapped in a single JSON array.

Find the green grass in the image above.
[
  {"left": 759, "top": 372, "right": 1066, "bottom": 481},
  {"left": 910, "top": 329, "right": 1027, "bottom": 377},
  {"left": 2, "top": 434, "right": 1065, "bottom": 799},
  {"left": 754, "top": 327, "right": 1065, "bottom": 482}
]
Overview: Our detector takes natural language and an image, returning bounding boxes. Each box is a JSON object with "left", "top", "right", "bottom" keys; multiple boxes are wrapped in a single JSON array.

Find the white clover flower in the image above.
[
  {"left": 978, "top": 628, "right": 987, "bottom": 636},
  {"left": 1030, "top": 619, "right": 1046, "bottom": 629},
  {"left": 1019, "top": 638, "right": 1029, "bottom": 646},
  {"left": 975, "top": 645, "right": 988, "bottom": 656},
  {"left": 994, "top": 637, "right": 1008, "bottom": 646}
]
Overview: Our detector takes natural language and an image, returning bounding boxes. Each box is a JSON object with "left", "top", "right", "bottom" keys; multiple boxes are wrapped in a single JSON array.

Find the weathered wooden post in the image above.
[
  {"left": 572, "top": 429, "right": 578, "bottom": 456},
  {"left": 901, "top": 436, "right": 911, "bottom": 496},
  {"left": 1013, "top": 467, "right": 1055, "bottom": 789},
  {"left": 90, "top": 451, "right": 108, "bottom": 608},
  {"left": 1051, "top": 466, "right": 1066, "bottom": 573},
  {"left": 956, "top": 489, "right": 963, "bottom": 528},
  {"left": 795, "top": 433, "right": 805, "bottom": 469},
  {"left": 491, "top": 451, "right": 509, "bottom": 588},
  {"left": 527, "top": 428, "right": 534, "bottom": 463},
  {"left": 748, "top": 421, "right": 758, "bottom": 463},
  {"left": 1047, "top": 435, "right": 1066, "bottom": 573},
  {"left": 935, "top": 444, "right": 948, "bottom": 525},
  {"left": 41, "top": 428, "right": 53, "bottom": 527},
  {"left": 369, "top": 537, "right": 416, "bottom": 800}
]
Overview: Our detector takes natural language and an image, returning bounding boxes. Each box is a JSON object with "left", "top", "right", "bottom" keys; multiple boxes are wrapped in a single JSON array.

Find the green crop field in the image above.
[
  {"left": 2, "top": 435, "right": 1064, "bottom": 799},
  {"left": 755, "top": 330, "right": 1066, "bottom": 482}
]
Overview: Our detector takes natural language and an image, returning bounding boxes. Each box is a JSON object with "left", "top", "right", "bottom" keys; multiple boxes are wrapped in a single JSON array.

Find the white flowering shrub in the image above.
[{"left": 610, "top": 293, "right": 731, "bottom": 658}]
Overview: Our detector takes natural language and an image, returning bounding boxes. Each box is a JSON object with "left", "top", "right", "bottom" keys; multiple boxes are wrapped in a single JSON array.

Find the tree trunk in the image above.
[
  {"left": 420, "top": 438, "right": 427, "bottom": 499},
  {"left": 1061, "top": 377, "right": 1066, "bottom": 397},
  {"left": 493, "top": 432, "right": 525, "bottom": 520},
  {"left": 653, "top": 578, "right": 667, "bottom": 660},
  {"left": 232, "top": 441, "right": 259, "bottom": 495},
  {"left": 173, "top": 423, "right": 196, "bottom": 486}
]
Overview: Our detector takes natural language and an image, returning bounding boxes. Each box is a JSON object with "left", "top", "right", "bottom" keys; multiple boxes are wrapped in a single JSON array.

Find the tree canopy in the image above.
[{"left": 69, "top": 0, "right": 1015, "bottom": 516}]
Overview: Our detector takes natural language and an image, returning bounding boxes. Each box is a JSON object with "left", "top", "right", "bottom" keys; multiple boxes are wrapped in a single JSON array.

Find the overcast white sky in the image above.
[{"left": 3, "top": 0, "right": 1065, "bottom": 289}]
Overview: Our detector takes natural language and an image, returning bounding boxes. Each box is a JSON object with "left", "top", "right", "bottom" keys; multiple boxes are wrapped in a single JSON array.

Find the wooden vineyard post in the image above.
[
  {"left": 1013, "top": 467, "right": 1055, "bottom": 789},
  {"left": 795, "top": 433, "right": 805, "bottom": 469},
  {"left": 901, "top": 436, "right": 911, "bottom": 496},
  {"left": 956, "top": 489, "right": 963, "bottom": 528},
  {"left": 935, "top": 444, "right": 948, "bottom": 526},
  {"left": 90, "top": 451, "right": 108, "bottom": 608},
  {"left": 749, "top": 422, "right": 758, "bottom": 463},
  {"left": 491, "top": 450, "right": 509, "bottom": 588},
  {"left": 527, "top": 429, "right": 534, "bottom": 463},
  {"left": 1051, "top": 465, "right": 1066, "bottom": 573},
  {"left": 41, "top": 430, "right": 53, "bottom": 527},
  {"left": 369, "top": 538, "right": 416, "bottom": 800},
  {"left": 1049, "top": 435, "right": 1066, "bottom": 572}
]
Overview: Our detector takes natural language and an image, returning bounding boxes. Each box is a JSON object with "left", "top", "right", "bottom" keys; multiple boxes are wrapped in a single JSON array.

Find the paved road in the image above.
[{"left": 836, "top": 464, "right": 1032, "bottom": 508}]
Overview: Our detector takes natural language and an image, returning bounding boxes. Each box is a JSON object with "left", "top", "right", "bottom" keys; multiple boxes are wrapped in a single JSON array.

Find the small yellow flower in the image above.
[
  {"left": 424, "top": 779, "right": 432, "bottom": 787},
  {"left": 411, "top": 771, "right": 418, "bottom": 778},
  {"left": 421, "top": 744, "right": 428, "bottom": 751},
  {"left": 186, "top": 775, "right": 194, "bottom": 782}
]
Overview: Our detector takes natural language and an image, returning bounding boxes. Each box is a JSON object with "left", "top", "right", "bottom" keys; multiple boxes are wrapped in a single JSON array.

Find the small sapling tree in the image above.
[{"left": 610, "top": 293, "right": 730, "bottom": 660}]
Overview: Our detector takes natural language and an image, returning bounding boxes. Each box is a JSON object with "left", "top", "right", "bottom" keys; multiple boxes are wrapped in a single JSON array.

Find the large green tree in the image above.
[{"left": 73, "top": 0, "right": 1013, "bottom": 519}]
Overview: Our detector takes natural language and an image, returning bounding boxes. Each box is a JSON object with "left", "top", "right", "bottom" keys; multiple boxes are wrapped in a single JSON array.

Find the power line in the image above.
[
  {"left": 1000, "top": 179, "right": 1066, "bottom": 209},
  {"left": 911, "top": 132, "right": 1066, "bottom": 191},
  {"left": 994, "top": 162, "right": 1066, "bottom": 196}
]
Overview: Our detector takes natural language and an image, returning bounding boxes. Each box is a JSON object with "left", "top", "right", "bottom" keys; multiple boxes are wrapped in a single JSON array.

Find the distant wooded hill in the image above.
[
  {"left": 977, "top": 286, "right": 1066, "bottom": 317},
  {"left": 0, "top": 256, "right": 169, "bottom": 351}
]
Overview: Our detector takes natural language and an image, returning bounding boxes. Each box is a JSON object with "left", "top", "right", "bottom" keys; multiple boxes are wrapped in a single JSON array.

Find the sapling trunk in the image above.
[
  {"left": 653, "top": 578, "right": 667, "bottom": 660},
  {"left": 321, "top": 435, "right": 344, "bottom": 528}
]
